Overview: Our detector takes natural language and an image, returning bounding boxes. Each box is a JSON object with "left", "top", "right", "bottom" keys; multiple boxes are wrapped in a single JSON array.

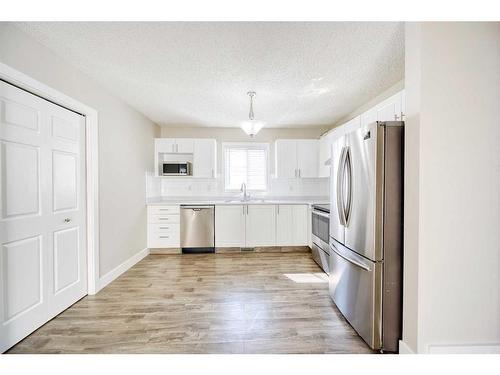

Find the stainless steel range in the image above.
[{"left": 311, "top": 203, "right": 330, "bottom": 273}]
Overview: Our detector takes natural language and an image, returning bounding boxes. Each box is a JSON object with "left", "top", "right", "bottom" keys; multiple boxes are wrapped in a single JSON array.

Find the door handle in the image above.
[
  {"left": 336, "top": 147, "right": 347, "bottom": 226},
  {"left": 344, "top": 146, "right": 353, "bottom": 224},
  {"left": 330, "top": 243, "right": 371, "bottom": 272}
]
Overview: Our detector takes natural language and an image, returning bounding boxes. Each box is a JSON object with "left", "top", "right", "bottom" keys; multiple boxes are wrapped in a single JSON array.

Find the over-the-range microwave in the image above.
[{"left": 161, "top": 162, "right": 192, "bottom": 176}]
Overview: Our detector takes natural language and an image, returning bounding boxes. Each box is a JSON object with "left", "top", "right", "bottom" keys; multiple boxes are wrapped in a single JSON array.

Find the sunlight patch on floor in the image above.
[{"left": 283, "top": 273, "right": 329, "bottom": 283}]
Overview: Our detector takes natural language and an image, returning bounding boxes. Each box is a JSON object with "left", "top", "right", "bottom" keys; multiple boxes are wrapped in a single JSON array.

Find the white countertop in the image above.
[{"left": 146, "top": 196, "right": 329, "bottom": 206}]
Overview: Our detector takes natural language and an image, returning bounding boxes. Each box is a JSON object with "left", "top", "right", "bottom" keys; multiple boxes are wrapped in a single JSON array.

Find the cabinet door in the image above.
[
  {"left": 155, "top": 138, "right": 176, "bottom": 153},
  {"left": 292, "top": 205, "right": 309, "bottom": 246},
  {"left": 376, "top": 93, "right": 402, "bottom": 122},
  {"left": 297, "top": 139, "right": 319, "bottom": 178},
  {"left": 275, "top": 139, "right": 297, "bottom": 178},
  {"left": 215, "top": 205, "right": 245, "bottom": 247},
  {"left": 276, "top": 205, "right": 294, "bottom": 246},
  {"left": 245, "top": 205, "right": 276, "bottom": 247},
  {"left": 193, "top": 139, "right": 216, "bottom": 178},
  {"left": 318, "top": 136, "right": 330, "bottom": 178},
  {"left": 175, "top": 138, "right": 194, "bottom": 153}
]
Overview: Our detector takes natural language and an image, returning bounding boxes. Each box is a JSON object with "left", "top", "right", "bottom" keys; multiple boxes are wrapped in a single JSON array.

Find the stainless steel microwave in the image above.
[{"left": 161, "top": 162, "right": 192, "bottom": 176}]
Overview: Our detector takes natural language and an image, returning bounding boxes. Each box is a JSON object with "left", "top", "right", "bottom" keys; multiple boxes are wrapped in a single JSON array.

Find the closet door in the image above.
[{"left": 0, "top": 80, "right": 87, "bottom": 352}]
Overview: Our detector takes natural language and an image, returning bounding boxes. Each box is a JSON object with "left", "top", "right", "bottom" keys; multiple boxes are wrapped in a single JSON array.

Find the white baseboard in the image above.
[
  {"left": 399, "top": 340, "right": 415, "bottom": 354},
  {"left": 428, "top": 343, "right": 500, "bottom": 354},
  {"left": 98, "top": 247, "right": 150, "bottom": 292}
]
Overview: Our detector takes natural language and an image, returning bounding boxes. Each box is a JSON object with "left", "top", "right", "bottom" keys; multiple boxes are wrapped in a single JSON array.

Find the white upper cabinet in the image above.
[
  {"left": 297, "top": 140, "right": 319, "bottom": 178},
  {"left": 275, "top": 139, "right": 319, "bottom": 178},
  {"left": 245, "top": 205, "right": 276, "bottom": 247},
  {"left": 193, "top": 139, "right": 217, "bottom": 178},
  {"left": 175, "top": 138, "right": 194, "bottom": 153},
  {"left": 154, "top": 137, "right": 216, "bottom": 178},
  {"left": 156, "top": 138, "right": 194, "bottom": 154},
  {"left": 375, "top": 92, "right": 403, "bottom": 122},
  {"left": 275, "top": 139, "right": 297, "bottom": 178},
  {"left": 155, "top": 138, "right": 177, "bottom": 154}
]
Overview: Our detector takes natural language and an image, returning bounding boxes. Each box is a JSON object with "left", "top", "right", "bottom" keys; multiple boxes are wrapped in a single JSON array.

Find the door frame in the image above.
[{"left": 0, "top": 62, "right": 100, "bottom": 295}]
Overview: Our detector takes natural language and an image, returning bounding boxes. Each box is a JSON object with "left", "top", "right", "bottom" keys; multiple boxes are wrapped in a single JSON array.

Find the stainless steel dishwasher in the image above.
[{"left": 180, "top": 205, "right": 215, "bottom": 253}]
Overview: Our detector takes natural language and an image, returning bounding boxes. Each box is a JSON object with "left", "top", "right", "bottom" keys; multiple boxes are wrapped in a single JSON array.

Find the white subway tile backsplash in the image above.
[{"left": 146, "top": 173, "right": 329, "bottom": 199}]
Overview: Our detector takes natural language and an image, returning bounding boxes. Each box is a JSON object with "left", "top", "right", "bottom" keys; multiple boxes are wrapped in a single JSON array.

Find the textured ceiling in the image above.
[{"left": 15, "top": 22, "right": 404, "bottom": 128}]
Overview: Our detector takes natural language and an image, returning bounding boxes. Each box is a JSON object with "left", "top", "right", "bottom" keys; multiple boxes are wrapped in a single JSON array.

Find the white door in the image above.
[
  {"left": 193, "top": 139, "right": 216, "bottom": 178},
  {"left": 297, "top": 139, "right": 319, "bottom": 178},
  {"left": 275, "top": 140, "right": 297, "bottom": 178},
  {"left": 276, "top": 205, "right": 293, "bottom": 246},
  {"left": 0, "top": 81, "right": 87, "bottom": 353},
  {"left": 215, "top": 205, "right": 245, "bottom": 247},
  {"left": 292, "top": 205, "right": 309, "bottom": 245},
  {"left": 175, "top": 138, "right": 194, "bottom": 153},
  {"left": 245, "top": 205, "right": 276, "bottom": 247}
]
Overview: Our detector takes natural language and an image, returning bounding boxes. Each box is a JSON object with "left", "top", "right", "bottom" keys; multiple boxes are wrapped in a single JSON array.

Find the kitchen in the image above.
[{"left": 0, "top": 14, "right": 499, "bottom": 368}]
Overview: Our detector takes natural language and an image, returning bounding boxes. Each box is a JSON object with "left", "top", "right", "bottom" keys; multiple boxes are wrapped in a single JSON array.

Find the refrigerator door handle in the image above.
[
  {"left": 336, "top": 147, "right": 347, "bottom": 226},
  {"left": 344, "top": 146, "right": 353, "bottom": 224},
  {"left": 330, "top": 243, "right": 371, "bottom": 272}
]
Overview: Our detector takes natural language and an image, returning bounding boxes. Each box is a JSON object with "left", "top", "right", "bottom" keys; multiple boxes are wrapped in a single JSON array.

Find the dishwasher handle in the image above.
[{"left": 181, "top": 205, "right": 215, "bottom": 210}]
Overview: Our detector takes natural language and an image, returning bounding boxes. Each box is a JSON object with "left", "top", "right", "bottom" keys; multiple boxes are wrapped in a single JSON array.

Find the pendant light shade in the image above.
[{"left": 241, "top": 121, "right": 264, "bottom": 137}]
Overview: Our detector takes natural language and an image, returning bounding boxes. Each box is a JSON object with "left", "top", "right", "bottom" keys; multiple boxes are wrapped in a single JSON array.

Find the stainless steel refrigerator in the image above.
[{"left": 329, "top": 121, "right": 404, "bottom": 352}]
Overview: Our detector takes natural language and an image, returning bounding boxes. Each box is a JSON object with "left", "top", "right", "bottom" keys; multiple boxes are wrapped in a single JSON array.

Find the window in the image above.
[{"left": 223, "top": 143, "right": 268, "bottom": 191}]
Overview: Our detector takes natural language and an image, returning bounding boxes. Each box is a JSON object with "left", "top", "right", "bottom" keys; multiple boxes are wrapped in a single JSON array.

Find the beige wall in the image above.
[
  {"left": 0, "top": 23, "right": 161, "bottom": 277},
  {"left": 404, "top": 22, "right": 500, "bottom": 353},
  {"left": 160, "top": 126, "right": 327, "bottom": 175}
]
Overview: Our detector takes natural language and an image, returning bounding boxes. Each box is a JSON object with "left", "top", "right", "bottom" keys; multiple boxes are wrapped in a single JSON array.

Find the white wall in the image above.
[
  {"left": 403, "top": 22, "right": 500, "bottom": 353},
  {"left": 152, "top": 126, "right": 330, "bottom": 198},
  {"left": 0, "top": 23, "right": 161, "bottom": 278}
]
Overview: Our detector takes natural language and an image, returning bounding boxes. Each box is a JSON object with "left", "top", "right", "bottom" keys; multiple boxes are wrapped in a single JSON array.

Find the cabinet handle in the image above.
[
  {"left": 394, "top": 114, "right": 400, "bottom": 120},
  {"left": 159, "top": 236, "right": 170, "bottom": 239},
  {"left": 299, "top": 169, "right": 301, "bottom": 178},
  {"left": 159, "top": 226, "right": 169, "bottom": 229},
  {"left": 277, "top": 205, "right": 279, "bottom": 215},
  {"left": 212, "top": 169, "right": 214, "bottom": 178},
  {"left": 242, "top": 206, "right": 245, "bottom": 215},
  {"left": 294, "top": 169, "right": 297, "bottom": 178}
]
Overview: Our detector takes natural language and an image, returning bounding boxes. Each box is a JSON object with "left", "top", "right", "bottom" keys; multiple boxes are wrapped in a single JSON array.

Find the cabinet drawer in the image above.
[
  {"left": 148, "top": 223, "right": 180, "bottom": 234},
  {"left": 148, "top": 205, "right": 180, "bottom": 215},
  {"left": 148, "top": 214, "right": 180, "bottom": 224},
  {"left": 147, "top": 232, "right": 180, "bottom": 248}
]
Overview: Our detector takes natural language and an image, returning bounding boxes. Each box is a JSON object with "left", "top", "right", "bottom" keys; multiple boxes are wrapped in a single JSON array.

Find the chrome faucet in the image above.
[{"left": 240, "top": 182, "right": 250, "bottom": 201}]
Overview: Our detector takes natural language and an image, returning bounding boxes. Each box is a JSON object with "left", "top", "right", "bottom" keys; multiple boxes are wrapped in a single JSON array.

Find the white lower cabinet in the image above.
[
  {"left": 276, "top": 205, "right": 309, "bottom": 246},
  {"left": 215, "top": 205, "right": 246, "bottom": 247},
  {"left": 151, "top": 203, "right": 310, "bottom": 249},
  {"left": 147, "top": 205, "right": 180, "bottom": 248},
  {"left": 215, "top": 204, "right": 309, "bottom": 248},
  {"left": 245, "top": 205, "right": 276, "bottom": 247}
]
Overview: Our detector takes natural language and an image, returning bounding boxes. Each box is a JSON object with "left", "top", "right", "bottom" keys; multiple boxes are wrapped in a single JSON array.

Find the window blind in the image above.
[{"left": 224, "top": 144, "right": 268, "bottom": 191}]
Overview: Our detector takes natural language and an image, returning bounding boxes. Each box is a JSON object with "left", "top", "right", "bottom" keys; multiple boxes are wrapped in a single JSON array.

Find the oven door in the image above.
[{"left": 312, "top": 210, "right": 330, "bottom": 247}]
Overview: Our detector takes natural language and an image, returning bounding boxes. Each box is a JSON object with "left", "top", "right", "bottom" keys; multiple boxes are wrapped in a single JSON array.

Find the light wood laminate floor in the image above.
[{"left": 8, "top": 252, "right": 373, "bottom": 354}]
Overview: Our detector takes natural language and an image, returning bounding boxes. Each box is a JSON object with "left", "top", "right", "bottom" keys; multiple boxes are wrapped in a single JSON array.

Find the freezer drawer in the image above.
[
  {"left": 311, "top": 241, "right": 330, "bottom": 274},
  {"left": 329, "top": 237, "right": 382, "bottom": 350}
]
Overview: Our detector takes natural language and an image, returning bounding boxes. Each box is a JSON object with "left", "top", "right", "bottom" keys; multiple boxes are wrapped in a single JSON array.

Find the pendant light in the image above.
[{"left": 241, "top": 91, "right": 264, "bottom": 137}]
